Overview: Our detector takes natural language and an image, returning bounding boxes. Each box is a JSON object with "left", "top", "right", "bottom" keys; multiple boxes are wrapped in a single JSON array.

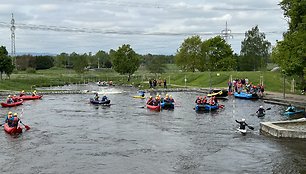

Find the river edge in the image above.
[{"left": 1, "top": 86, "right": 305, "bottom": 109}]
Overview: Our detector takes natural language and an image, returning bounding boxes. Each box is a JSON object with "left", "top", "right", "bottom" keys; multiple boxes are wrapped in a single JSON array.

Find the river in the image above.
[{"left": 0, "top": 85, "right": 305, "bottom": 174}]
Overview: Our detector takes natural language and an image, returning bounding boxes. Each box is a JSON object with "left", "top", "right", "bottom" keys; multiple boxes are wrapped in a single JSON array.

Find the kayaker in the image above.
[
  {"left": 147, "top": 96, "right": 154, "bottom": 105},
  {"left": 6, "top": 95, "right": 14, "bottom": 104},
  {"left": 256, "top": 106, "right": 265, "bottom": 115},
  {"left": 235, "top": 119, "right": 249, "bottom": 130},
  {"left": 4, "top": 111, "right": 14, "bottom": 127},
  {"left": 101, "top": 94, "right": 108, "bottom": 101},
  {"left": 11, "top": 113, "right": 20, "bottom": 127},
  {"left": 286, "top": 104, "right": 296, "bottom": 112},
  {"left": 20, "top": 90, "right": 25, "bottom": 97},
  {"left": 32, "top": 90, "right": 37, "bottom": 96},
  {"left": 138, "top": 91, "right": 145, "bottom": 97},
  {"left": 94, "top": 93, "right": 100, "bottom": 101}
]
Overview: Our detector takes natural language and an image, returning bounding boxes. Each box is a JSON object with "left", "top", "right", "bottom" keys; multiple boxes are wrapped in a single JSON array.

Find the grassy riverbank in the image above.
[{"left": 0, "top": 67, "right": 297, "bottom": 94}]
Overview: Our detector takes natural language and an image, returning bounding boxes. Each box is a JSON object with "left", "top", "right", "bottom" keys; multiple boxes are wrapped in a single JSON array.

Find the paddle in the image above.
[
  {"left": 19, "top": 121, "right": 30, "bottom": 130},
  {"left": 247, "top": 125, "right": 254, "bottom": 130},
  {"left": 19, "top": 109, "right": 31, "bottom": 130}
]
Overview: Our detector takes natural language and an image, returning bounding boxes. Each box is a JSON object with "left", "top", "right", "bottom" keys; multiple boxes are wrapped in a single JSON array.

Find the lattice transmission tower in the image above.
[
  {"left": 11, "top": 13, "right": 16, "bottom": 65},
  {"left": 221, "top": 21, "right": 233, "bottom": 42}
]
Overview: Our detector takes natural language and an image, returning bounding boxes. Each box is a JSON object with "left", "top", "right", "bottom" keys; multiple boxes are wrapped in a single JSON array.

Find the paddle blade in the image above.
[
  {"left": 24, "top": 125, "right": 31, "bottom": 130},
  {"left": 248, "top": 125, "right": 254, "bottom": 130},
  {"left": 266, "top": 108, "right": 271, "bottom": 110}
]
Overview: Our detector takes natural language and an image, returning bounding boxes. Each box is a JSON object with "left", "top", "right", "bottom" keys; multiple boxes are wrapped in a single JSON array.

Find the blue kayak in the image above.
[
  {"left": 195, "top": 104, "right": 219, "bottom": 111},
  {"left": 234, "top": 92, "right": 259, "bottom": 99},
  {"left": 284, "top": 110, "right": 305, "bottom": 116},
  {"left": 161, "top": 102, "right": 174, "bottom": 109}
]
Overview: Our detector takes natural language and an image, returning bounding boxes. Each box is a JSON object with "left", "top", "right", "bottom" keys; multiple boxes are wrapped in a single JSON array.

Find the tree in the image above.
[
  {"left": 110, "top": 44, "right": 140, "bottom": 81},
  {"left": 36, "top": 56, "right": 54, "bottom": 70},
  {"left": 175, "top": 35, "right": 202, "bottom": 72},
  {"left": 240, "top": 25, "right": 271, "bottom": 71},
  {"left": 95, "top": 50, "right": 112, "bottom": 68},
  {"left": 71, "top": 52, "right": 88, "bottom": 74},
  {"left": 201, "top": 36, "right": 235, "bottom": 71},
  {"left": 54, "top": 53, "right": 69, "bottom": 68},
  {"left": 144, "top": 54, "right": 167, "bottom": 74},
  {"left": 272, "top": 0, "right": 306, "bottom": 88},
  {"left": 0, "top": 46, "right": 14, "bottom": 79}
]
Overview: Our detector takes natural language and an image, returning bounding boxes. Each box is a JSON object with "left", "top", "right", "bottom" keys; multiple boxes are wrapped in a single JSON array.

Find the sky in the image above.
[{"left": 0, "top": 0, "right": 288, "bottom": 56}]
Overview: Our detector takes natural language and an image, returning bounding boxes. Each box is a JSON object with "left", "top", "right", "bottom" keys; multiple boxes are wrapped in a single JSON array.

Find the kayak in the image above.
[
  {"left": 161, "top": 102, "right": 174, "bottom": 109},
  {"left": 207, "top": 89, "right": 228, "bottom": 97},
  {"left": 146, "top": 104, "right": 161, "bottom": 111},
  {"left": 133, "top": 96, "right": 146, "bottom": 99},
  {"left": 1, "top": 99, "right": 23, "bottom": 107},
  {"left": 237, "top": 128, "right": 247, "bottom": 135},
  {"left": 257, "top": 113, "right": 265, "bottom": 118},
  {"left": 234, "top": 92, "right": 259, "bottom": 99},
  {"left": 284, "top": 110, "right": 305, "bottom": 116},
  {"left": 4, "top": 123, "right": 22, "bottom": 134},
  {"left": 195, "top": 104, "right": 219, "bottom": 111},
  {"left": 90, "top": 98, "right": 111, "bottom": 105},
  {"left": 14, "top": 95, "right": 43, "bottom": 100}
]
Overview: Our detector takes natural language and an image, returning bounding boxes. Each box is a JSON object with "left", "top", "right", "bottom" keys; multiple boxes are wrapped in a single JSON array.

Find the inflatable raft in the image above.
[
  {"left": 1, "top": 99, "right": 23, "bottom": 107},
  {"left": 4, "top": 123, "right": 22, "bottom": 134}
]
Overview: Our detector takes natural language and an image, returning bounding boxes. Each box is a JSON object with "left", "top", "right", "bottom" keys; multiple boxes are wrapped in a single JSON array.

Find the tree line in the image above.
[{"left": 0, "top": 0, "right": 304, "bottom": 88}]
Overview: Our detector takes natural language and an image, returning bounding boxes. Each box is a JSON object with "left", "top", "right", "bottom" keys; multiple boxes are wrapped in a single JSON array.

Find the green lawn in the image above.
[{"left": 0, "top": 67, "right": 299, "bottom": 94}]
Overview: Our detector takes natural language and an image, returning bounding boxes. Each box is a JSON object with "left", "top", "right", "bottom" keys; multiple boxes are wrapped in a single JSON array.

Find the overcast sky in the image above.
[{"left": 0, "top": 0, "right": 288, "bottom": 55}]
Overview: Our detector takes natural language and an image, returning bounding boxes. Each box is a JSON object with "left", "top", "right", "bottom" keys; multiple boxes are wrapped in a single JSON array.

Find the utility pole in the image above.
[
  {"left": 221, "top": 21, "right": 233, "bottom": 42},
  {"left": 11, "top": 13, "right": 16, "bottom": 65}
]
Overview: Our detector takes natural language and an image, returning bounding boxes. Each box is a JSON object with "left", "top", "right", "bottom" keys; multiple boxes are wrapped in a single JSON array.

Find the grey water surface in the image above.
[{"left": 0, "top": 85, "right": 305, "bottom": 174}]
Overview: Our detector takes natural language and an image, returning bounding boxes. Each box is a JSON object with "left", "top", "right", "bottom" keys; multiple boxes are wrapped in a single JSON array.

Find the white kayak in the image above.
[{"left": 237, "top": 128, "right": 247, "bottom": 134}]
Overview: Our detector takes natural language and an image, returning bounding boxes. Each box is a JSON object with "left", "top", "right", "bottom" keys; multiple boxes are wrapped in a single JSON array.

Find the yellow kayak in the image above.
[
  {"left": 133, "top": 96, "right": 146, "bottom": 99},
  {"left": 207, "top": 91, "right": 223, "bottom": 97}
]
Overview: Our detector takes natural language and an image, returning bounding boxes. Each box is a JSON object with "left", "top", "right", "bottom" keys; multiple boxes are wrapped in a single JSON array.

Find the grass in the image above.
[{"left": 0, "top": 67, "right": 300, "bottom": 94}]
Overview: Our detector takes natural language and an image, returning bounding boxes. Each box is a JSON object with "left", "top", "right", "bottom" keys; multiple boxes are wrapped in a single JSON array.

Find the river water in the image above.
[{"left": 0, "top": 85, "right": 306, "bottom": 174}]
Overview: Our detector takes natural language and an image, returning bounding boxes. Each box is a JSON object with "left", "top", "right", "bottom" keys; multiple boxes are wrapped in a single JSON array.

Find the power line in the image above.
[{"left": 0, "top": 21, "right": 285, "bottom": 37}]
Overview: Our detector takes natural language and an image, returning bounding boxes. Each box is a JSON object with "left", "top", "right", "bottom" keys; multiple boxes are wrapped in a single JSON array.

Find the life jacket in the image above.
[{"left": 11, "top": 117, "right": 19, "bottom": 127}]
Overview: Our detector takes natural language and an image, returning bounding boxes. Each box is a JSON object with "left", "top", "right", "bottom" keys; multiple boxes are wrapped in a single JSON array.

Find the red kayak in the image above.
[
  {"left": 14, "top": 95, "right": 43, "bottom": 100},
  {"left": 4, "top": 123, "right": 22, "bottom": 134},
  {"left": 146, "top": 104, "right": 161, "bottom": 111},
  {"left": 1, "top": 99, "right": 23, "bottom": 107}
]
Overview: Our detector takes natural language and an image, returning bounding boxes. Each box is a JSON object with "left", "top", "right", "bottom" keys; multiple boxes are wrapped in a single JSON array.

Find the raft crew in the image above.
[
  {"left": 20, "top": 90, "right": 25, "bottom": 97},
  {"left": 11, "top": 113, "right": 20, "bottom": 127},
  {"left": 6, "top": 95, "right": 14, "bottom": 104},
  {"left": 147, "top": 96, "right": 154, "bottom": 105},
  {"left": 94, "top": 93, "right": 100, "bottom": 101},
  {"left": 101, "top": 94, "right": 108, "bottom": 102},
  {"left": 32, "top": 90, "right": 37, "bottom": 96},
  {"left": 4, "top": 111, "right": 14, "bottom": 127}
]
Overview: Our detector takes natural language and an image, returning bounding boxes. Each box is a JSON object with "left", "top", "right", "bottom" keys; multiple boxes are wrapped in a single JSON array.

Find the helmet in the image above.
[
  {"left": 8, "top": 111, "right": 12, "bottom": 115},
  {"left": 241, "top": 118, "right": 245, "bottom": 122},
  {"left": 8, "top": 95, "right": 11, "bottom": 98},
  {"left": 22, "top": 90, "right": 24, "bottom": 92},
  {"left": 149, "top": 96, "right": 152, "bottom": 98},
  {"left": 13, "top": 113, "right": 17, "bottom": 116},
  {"left": 260, "top": 106, "right": 263, "bottom": 108},
  {"left": 169, "top": 95, "right": 172, "bottom": 98},
  {"left": 166, "top": 94, "right": 169, "bottom": 97}
]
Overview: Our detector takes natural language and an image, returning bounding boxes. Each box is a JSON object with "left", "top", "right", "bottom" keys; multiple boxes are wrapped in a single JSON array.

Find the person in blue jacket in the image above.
[
  {"left": 286, "top": 104, "right": 296, "bottom": 112},
  {"left": 4, "top": 111, "right": 14, "bottom": 127},
  {"left": 101, "top": 94, "right": 108, "bottom": 101}
]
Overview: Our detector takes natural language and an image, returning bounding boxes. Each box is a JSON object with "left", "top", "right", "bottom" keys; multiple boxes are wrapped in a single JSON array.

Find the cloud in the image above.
[{"left": 0, "top": 0, "right": 287, "bottom": 55}]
